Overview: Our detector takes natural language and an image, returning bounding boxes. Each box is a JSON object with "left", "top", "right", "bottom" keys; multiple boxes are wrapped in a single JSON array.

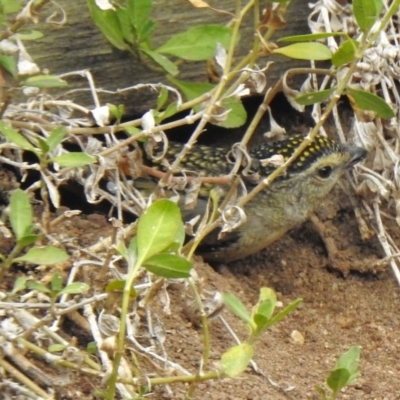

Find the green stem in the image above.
[
  {"left": 117, "top": 370, "right": 221, "bottom": 386},
  {"left": 249, "top": 0, "right": 260, "bottom": 69},
  {"left": 106, "top": 256, "right": 142, "bottom": 398},
  {"left": 370, "top": 0, "right": 400, "bottom": 43},
  {"left": 40, "top": 174, "right": 51, "bottom": 234},
  {"left": 0, "top": 243, "right": 24, "bottom": 280},
  {"left": 189, "top": 277, "right": 210, "bottom": 368}
]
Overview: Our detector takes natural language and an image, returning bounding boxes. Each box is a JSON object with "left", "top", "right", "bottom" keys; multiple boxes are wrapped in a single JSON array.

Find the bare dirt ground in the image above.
[{"left": 2, "top": 164, "right": 399, "bottom": 400}]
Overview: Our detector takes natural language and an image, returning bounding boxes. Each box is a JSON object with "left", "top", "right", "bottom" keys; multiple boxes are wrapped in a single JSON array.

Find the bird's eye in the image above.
[{"left": 317, "top": 166, "right": 333, "bottom": 179}]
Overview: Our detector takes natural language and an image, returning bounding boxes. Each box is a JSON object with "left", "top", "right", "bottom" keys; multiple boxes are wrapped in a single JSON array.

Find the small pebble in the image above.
[{"left": 291, "top": 330, "right": 305, "bottom": 345}]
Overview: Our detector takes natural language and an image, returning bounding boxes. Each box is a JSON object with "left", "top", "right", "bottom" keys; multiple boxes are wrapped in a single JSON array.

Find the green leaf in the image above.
[
  {"left": 36, "top": 136, "right": 49, "bottom": 154},
  {"left": 51, "top": 273, "right": 64, "bottom": 292},
  {"left": 106, "top": 279, "right": 137, "bottom": 298},
  {"left": 267, "top": 298, "right": 302, "bottom": 328},
  {"left": 249, "top": 296, "right": 301, "bottom": 341},
  {"left": 332, "top": 39, "right": 358, "bottom": 67},
  {"left": 10, "top": 189, "right": 33, "bottom": 240},
  {"left": 115, "top": 240, "right": 129, "bottom": 261},
  {"left": 216, "top": 96, "right": 247, "bottom": 128},
  {"left": 141, "top": 48, "right": 179, "bottom": 76},
  {"left": 2, "top": 0, "right": 22, "bottom": 13},
  {"left": 15, "top": 246, "right": 69, "bottom": 265},
  {"left": 158, "top": 221, "right": 185, "bottom": 254},
  {"left": 272, "top": 42, "right": 332, "bottom": 60},
  {"left": 210, "top": 189, "right": 220, "bottom": 220},
  {"left": 166, "top": 222, "right": 186, "bottom": 252},
  {"left": 127, "top": 0, "right": 155, "bottom": 41},
  {"left": 46, "top": 126, "right": 66, "bottom": 152},
  {"left": 26, "top": 280, "right": 51, "bottom": 294},
  {"left": 0, "top": 54, "right": 17, "bottom": 77},
  {"left": 59, "top": 282, "right": 90, "bottom": 295},
  {"left": 86, "top": 341, "right": 98, "bottom": 354},
  {"left": 48, "top": 343, "right": 68, "bottom": 353},
  {"left": 296, "top": 87, "right": 336, "bottom": 106},
  {"left": 11, "top": 276, "right": 28, "bottom": 294},
  {"left": 15, "top": 30, "right": 44, "bottom": 41},
  {"left": 136, "top": 199, "right": 182, "bottom": 264},
  {"left": 279, "top": 32, "right": 348, "bottom": 42},
  {"left": 353, "top": 0, "right": 382, "bottom": 33},
  {"left": 138, "top": 19, "right": 156, "bottom": 43},
  {"left": 144, "top": 253, "right": 193, "bottom": 278},
  {"left": 87, "top": 0, "right": 130, "bottom": 51},
  {"left": 125, "top": 126, "right": 141, "bottom": 135},
  {"left": 127, "top": 236, "right": 138, "bottom": 264},
  {"left": 157, "top": 25, "right": 233, "bottom": 61},
  {"left": 127, "top": 0, "right": 152, "bottom": 29},
  {"left": 106, "top": 279, "right": 125, "bottom": 292},
  {"left": 223, "top": 292, "right": 252, "bottom": 324},
  {"left": 22, "top": 75, "right": 68, "bottom": 88},
  {"left": 115, "top": 6, "right": 134, "bottom": 45},
  {"left": 252, "top": 313, "right": 269, "bottom": 333},
  {"left": 157, "top": 87, "right": 169, "bottom": 110},
  {"left": 346, "top": 87, "right": 395, "bottom": 118},
  {"left": 159, "top": 101, "right": 179, "bottom": 121},
  {"left": 253, "top": 288, "right": 276, "bottom": 318},
  {"left": 168, "top": 76, "right": 214, "bottom": 102},
  {"left": 250, "top": 288, "right": 277, "bottom": 333},
  {"left": 220, "top": 343, "right": 254, "bottom": 378},
  {"left": 259, "top": 287, "right": 276, "bottom": 302},
  {"left": 327, "top": 368, "right": 351, "bottom": 395},
  {"left": 0, "top": 121, "right": 36, "bottom": 151},
  {"left": 335, "top": 346, "right": 361, "bottom": 378},
  {"left": 106, "top": 279, "right": 133, "bottom": 292},
  {"left": 108, "top": 103, "right": 125, "bottom": 123},
  {"left": 253, "top": 299, "right": 275, "bottom": 321},
  {"left": 52, "top": 152, "right": 96, "bottom": 167},
  {"left": 17, "top": 234, "right": 41, "bottom": 248}
]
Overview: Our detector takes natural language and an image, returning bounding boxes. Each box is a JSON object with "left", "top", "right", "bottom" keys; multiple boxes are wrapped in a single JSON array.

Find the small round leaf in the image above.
[{"left": 220, "top": 343, "right": 254, "bottom": 378}]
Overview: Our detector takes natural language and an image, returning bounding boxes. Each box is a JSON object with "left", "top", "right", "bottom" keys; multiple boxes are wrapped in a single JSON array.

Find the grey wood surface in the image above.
[{"left": 25, "top": 1, "right": 311, "bottom": 116}]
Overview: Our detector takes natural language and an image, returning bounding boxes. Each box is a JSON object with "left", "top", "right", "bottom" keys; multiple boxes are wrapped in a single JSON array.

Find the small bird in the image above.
[{"left": 137, "top": 134, "right": 367, "bottom": 263}]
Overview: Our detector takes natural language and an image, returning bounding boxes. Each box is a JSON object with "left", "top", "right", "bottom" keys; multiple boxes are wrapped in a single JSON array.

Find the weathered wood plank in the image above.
[{"left": 25, "top": 1, "right": 311, "bottom": 116}]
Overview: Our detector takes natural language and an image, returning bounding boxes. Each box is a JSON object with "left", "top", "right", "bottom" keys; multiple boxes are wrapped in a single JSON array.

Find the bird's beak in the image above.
[{"left": 343, "top": 146, "right": 368, "bottom": 169}]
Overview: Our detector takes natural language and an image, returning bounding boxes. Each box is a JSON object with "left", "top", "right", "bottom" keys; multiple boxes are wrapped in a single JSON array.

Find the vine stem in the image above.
[{"left": 106, "top": 254, "right": 142, "bottom": 399}]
